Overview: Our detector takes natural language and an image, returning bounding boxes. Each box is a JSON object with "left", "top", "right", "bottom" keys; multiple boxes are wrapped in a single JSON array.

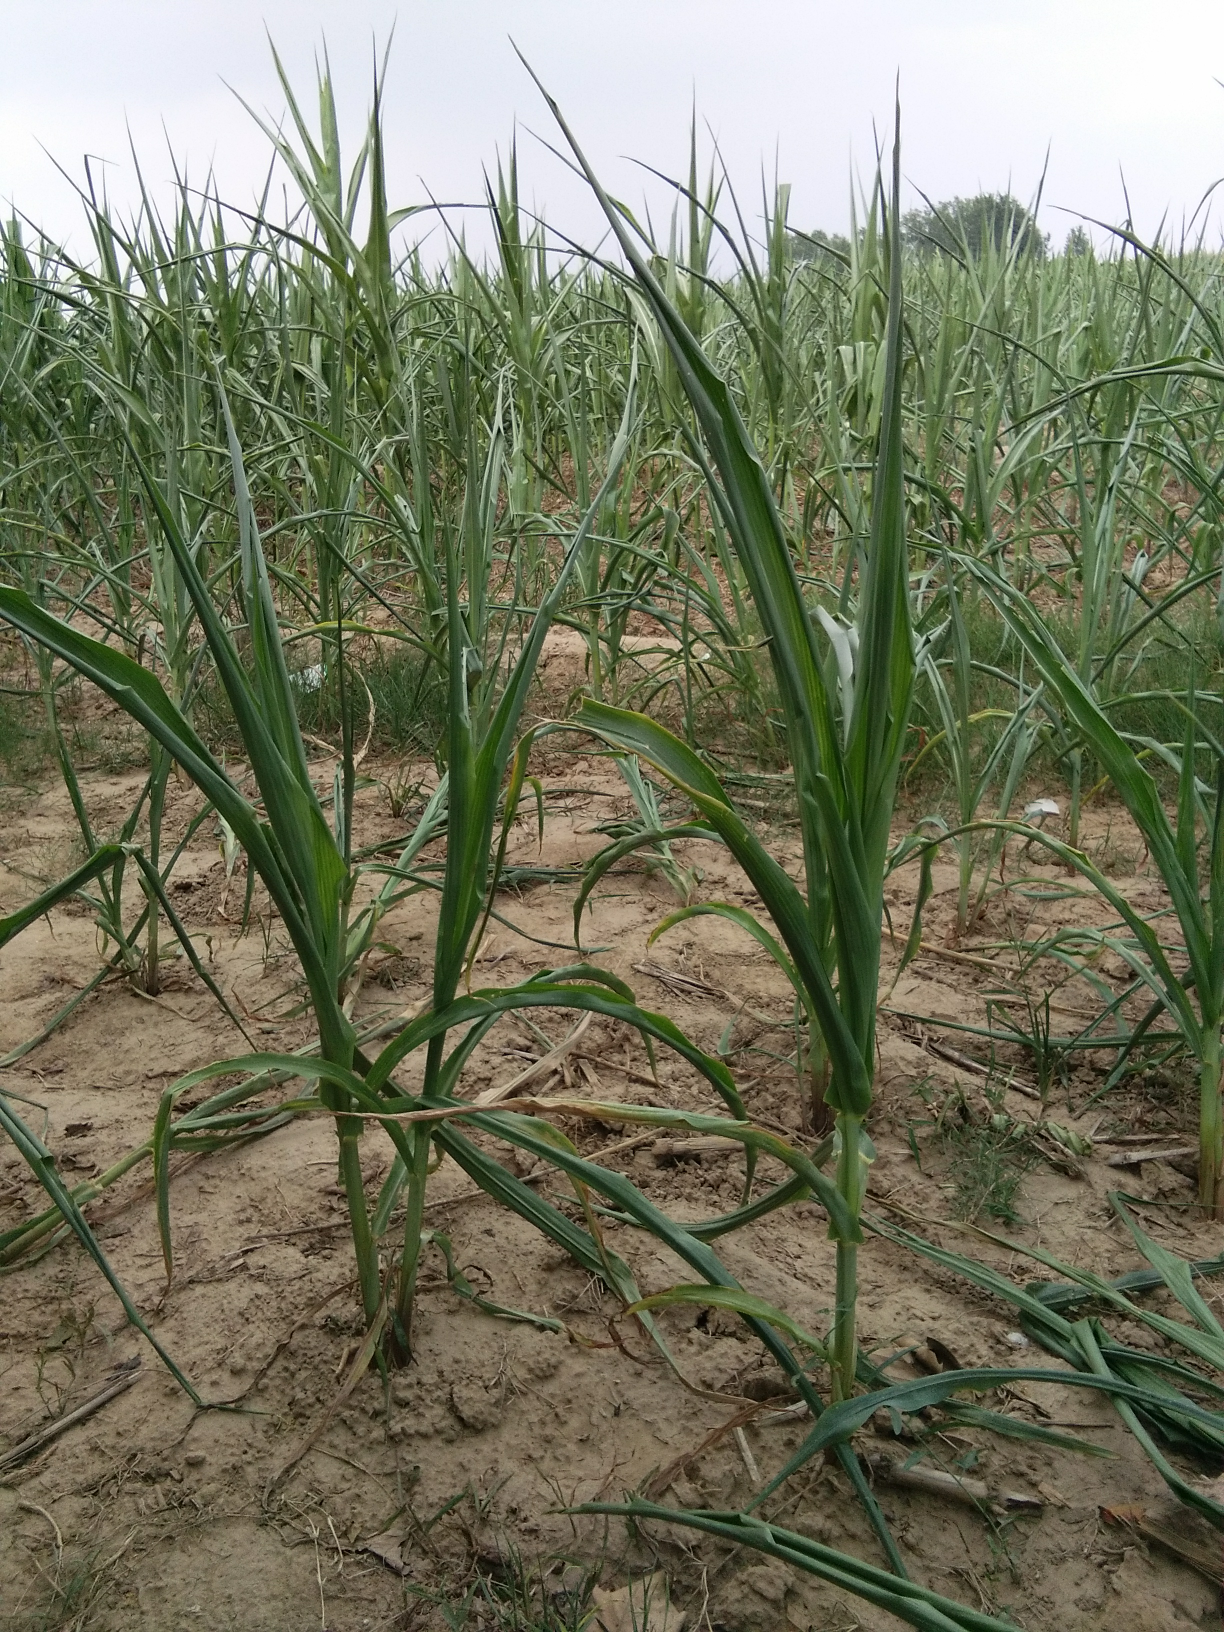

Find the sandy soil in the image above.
[{"left": 0, "top": 740, "right": 1221, "bottom": 1631}]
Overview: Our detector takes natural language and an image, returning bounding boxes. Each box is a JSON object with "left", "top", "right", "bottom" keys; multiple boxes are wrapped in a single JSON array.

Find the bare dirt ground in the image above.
[{"left": 1, "top": 736, "right": 1222, "bottom": 1631}]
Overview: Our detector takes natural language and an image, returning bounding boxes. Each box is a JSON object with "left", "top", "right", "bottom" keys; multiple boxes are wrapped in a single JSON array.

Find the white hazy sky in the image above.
[{"left": 3, "top": 2, "right": 1224, "bottom": 260}]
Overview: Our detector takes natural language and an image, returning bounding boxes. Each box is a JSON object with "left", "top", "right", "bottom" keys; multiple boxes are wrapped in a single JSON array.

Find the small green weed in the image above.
[
  {"left": 10, "top": 1538, "right": 117, "bottom": 1632},
  {"left": 938, "top": 1092, "right": 1038, "bottom": 1224},
  {"left": 0, "top": 686, "right": 48, "bottom": 783},
  {"left": 196, "top": 642, "right": 449, "bottom": 763},
  {"left": 66, "top": 719, "right": 148, "bottom": 776},
  {"left": 410, "top": 1548, "right": 605, "bottom": 1631},
  {"left": 907, "top": 596, "right": 1224, "bottom": 810}
]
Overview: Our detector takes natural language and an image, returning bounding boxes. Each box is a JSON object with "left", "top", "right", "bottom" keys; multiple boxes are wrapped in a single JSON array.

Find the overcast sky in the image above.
[{"left": 3, "top": 2, "right": 1224, "bottom": 261}]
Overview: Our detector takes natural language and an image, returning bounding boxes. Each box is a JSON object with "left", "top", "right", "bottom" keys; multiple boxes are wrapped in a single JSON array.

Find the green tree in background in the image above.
[
  {"left": 789, "top": 227, "right": 851, "bottom": 265},
  {"left": 903, "top": 191, "right": 1047, "bottom": 260}
]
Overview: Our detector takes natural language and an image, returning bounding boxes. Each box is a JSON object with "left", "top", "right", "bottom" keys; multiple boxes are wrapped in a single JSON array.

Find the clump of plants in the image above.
[
  {"left": 940, "top": 1093, "right": 1039, "bottom": 1224},
  {"left": 3, "top": 37, "right": 1224, "bottom": 1630}
]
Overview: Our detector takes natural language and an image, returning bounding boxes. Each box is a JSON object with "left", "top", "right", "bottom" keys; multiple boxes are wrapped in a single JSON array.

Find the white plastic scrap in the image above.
[{"left": 1023, "top": 798, "right": 1060, "bottom": 826}]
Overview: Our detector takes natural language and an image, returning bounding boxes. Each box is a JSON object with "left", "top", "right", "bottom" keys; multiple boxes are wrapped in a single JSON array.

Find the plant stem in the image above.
[
  {"left": 336, "top": 1108, "right": 380, "bottom": 1320},
  {"left": 587, "top": 604, "right": 604, "bottom": 701},
  {"left": 141, "top": 745, "right": 168, "bottom": 995},
  {"left": 394, "top": 1031, "right": 444, "bottom": 1356},
  {"left": 325, "top": 1017, "right": 379, "bottom": 1321},
  {"left": 956, "top": 832, "right": 972, "bottom": 940},
  {"left": 807, "top": 1030, "right": 834, "bottom": 1136},
  {"left": 831, "top": 1112, "right": 866, "bottom": 1401},
  {"left": 833, "top": 1238, "right": 858, "bottom": 1402},
  {"left": 1200, "top": 1024, "right": 1222, "bottom": 1218},
  {"left": 1067, "top": 746, "right": 1082, "bottom": 851},
  {"left": 393, "top": 1123, "right": 433, "bottom": 1358}
]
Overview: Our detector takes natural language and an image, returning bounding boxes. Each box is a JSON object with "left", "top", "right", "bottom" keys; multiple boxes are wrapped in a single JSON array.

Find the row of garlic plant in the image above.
[
  {"left": 3, "top": 55, "right": 1224, "bottom": 1179},
  {"left": 3, "top": 54, "right": 1224, "bottom": 1215},
  {"left": 4, "top": 56, "right": 1224, "bottom": 1620}
]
